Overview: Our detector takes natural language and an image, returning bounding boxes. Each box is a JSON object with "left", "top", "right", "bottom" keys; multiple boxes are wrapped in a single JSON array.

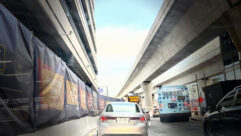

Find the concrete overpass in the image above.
[{"left": 117, "top": 0, "right": 241, "bottom": 110}]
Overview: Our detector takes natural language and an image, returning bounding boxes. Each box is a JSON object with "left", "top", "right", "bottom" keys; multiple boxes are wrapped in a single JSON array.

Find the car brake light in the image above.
[
  {"left": 159, "top": 104, "right": 164, "bottom": 108},
  {"left": 130, "top": 117, "right": 146, "bottom": 122},
  {"left": 100, "top": 116, "right": 106, "bottom": 122},
  {"left": 100, "top": 116, "right": 116, "bottom": 122},
  {"left": 140, "top": 117, "right": 146, "bottom": 122}
]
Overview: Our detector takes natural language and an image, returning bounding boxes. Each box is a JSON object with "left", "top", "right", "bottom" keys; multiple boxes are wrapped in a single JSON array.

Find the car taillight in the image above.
[
  {"left": 130, "top": 117, "right": 146, "bottom": 122},
  {"left": 100, "top": 116, "right": 116, "bottom": 122},
  {"left": 100, "top": 116, "right": 106, "bottom": 122},
  {"left": 140, "top": 117, "right": 146, "bottom": 122}
]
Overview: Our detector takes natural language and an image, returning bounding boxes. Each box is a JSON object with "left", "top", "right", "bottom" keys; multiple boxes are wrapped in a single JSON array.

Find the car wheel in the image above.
[{"left": 205, "top": 123, "right": 215, "bottom": 136}]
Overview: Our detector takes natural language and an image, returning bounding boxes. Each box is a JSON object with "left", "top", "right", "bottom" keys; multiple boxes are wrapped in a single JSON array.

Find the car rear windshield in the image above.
[{"left": 106, "top": 103, "right": 140, "bottom": 113}]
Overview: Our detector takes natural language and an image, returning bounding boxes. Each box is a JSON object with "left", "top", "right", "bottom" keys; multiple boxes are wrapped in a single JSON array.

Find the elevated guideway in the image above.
[{"left": 118, "top": 0, "right": 230, "bottom": 98}]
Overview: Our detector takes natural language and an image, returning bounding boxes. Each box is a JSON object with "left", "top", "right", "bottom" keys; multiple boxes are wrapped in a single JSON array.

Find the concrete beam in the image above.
[{"left": 118, "top": 0, "right": 230, "bottom": 98}]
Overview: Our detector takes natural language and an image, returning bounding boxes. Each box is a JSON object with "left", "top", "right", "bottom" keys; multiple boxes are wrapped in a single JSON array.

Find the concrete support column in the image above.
[
  {"left": 222, "top": 4, "right": 241, "bottom": 69},
  {"left": 141, "top": 81, "right": 153, "bottom": 112}
]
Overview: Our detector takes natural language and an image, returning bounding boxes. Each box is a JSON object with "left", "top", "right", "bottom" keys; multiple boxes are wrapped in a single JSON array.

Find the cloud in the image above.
[{"left": 96, "top": 26, "right": 148, "bottom": 96}]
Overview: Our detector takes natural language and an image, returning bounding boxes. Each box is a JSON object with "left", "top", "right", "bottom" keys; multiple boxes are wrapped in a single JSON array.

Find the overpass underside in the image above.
[{"left": 118, "top": 0, "right": 241, "bottom": 99}]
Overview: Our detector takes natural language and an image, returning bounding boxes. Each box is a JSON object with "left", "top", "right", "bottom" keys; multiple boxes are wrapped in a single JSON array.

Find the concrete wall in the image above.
[{"left": 19, "top": 116, "right": 98, "bottom": 136}]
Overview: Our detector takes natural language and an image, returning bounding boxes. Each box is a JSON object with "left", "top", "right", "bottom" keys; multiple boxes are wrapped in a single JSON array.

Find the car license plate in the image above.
[
  {"left": 181, "top": 108, "right": 185, "bottom": 111},
  {"left": 117, "top": 118, "right": 129, "bottom": 123}
]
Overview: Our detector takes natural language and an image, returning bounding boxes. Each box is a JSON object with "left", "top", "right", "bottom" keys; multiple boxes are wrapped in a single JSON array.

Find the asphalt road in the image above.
[
  {"left": 87, "top": 117, "right": 204, "bottom": 136},
  {"left": 148, "top": 117, "right": 203, "bottom": 136}
]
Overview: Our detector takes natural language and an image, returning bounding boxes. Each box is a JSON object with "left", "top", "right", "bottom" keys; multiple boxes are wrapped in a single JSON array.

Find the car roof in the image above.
[{"left": 109, "top": 102, "right": 137, "bottom": 105}]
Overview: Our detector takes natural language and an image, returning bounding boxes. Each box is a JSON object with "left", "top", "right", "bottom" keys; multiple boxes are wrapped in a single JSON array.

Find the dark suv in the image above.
[{"left": 204, "top": 85, "right": 241, "bottom": 136}]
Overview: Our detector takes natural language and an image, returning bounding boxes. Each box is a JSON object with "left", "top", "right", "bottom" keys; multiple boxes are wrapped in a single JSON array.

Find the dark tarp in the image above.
[
  {"left": 0, "top": 3, "right": 125, "bottom": 135},
  {"left": 34, "top": 37, "right": 66, "bottom": 128},
  {"left": 98, "top": 95, "right": 106, "bottom": 112},
  {"left": 65, "top": 68, "right": 80, "bottom": 119},
  {"left": 86, "top": 86, "right": 94, "bottom": 115},
  {"left": 92, "top": 91, "right": 98, "bottom": 115},
  {"left": 78, "top": 79, "right": 88, "bottom": 116},
  {"left": 0, "top": 4, "right": 34, "bottom": 135}
]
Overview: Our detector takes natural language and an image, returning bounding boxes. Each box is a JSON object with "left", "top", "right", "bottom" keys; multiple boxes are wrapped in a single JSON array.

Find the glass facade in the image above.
[{"left": 220, "top": 32, "right": 241, "bottom": 81}]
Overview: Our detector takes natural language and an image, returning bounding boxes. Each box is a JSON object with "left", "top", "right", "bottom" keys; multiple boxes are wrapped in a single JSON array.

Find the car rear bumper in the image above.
[
  {"left": 98, "top": 125, "right": 148, "bottom": 136},
  {"left": 159, "top": 112, "right": 191, "bottom": 118}
]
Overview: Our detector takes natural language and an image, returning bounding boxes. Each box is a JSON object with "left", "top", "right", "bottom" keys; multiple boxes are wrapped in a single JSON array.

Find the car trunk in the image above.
[{"left": 100, "top": 112, "right": 144, "bottom": 126}]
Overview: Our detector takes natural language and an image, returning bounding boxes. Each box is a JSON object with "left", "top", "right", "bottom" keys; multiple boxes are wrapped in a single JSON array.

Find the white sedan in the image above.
[{"left": 97, "top": 102, "right": 149, "bottom": 136}]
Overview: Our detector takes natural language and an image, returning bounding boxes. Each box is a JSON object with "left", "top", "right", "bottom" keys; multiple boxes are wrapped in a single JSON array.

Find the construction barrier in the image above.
[{"left": 0, "top": 4, "right": 123, "bottom": 135}]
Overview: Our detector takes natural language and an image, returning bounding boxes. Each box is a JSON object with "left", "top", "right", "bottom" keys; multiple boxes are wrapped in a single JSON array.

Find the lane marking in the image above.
[{"left": 87, "top": 128, "right": 97, "bottom": 136}]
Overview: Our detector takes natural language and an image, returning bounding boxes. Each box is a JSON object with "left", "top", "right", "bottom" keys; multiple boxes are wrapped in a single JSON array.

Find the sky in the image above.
[{"left": 95, "top": 0, "right": 163, "bottom": 97}]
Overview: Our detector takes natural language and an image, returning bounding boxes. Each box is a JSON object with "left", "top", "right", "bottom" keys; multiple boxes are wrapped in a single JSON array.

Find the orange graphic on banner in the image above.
[
  {"left": 87, "top": 92, "right": 93, "bottom": 109},
  {"left": 99, "top": 98, "right": 105, "bottom": 110},
  {"left": 40, "top": 68, "right": 64, "bottom": 110},
  {"left": 80, "top": 88, "right": 87, "bottom": 109},
  {"left": 66, "top": 81, "right": 78, "bottom": 106}
]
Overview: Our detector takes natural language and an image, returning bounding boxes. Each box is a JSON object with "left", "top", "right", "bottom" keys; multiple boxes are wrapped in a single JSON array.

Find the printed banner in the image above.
[
  {"left": 79, "top": 79, "right": 88, "bottom": 116},
  {"left": 65, "top": 68, "right": 80, "bottom": 119},
  {"left": 0, "top": 3, "right": 125, "bottom": 135},
  {"left": 34, "top": 38, "right": 66, "bottom": 127},
  {"left": 86, "top": 86, "right": 93, "bottom": 114},
  {"left": 0, "top": 4, "right": 34, "bottom": 135},
  {"left": 92, "top": 91, "right": 98, "bottom": 115},
  {"left": 66, "top": 81, "right": 78, "bottom": 106},
  {"left": 98, "top": 95, "right": 106, "bottom": 112}
]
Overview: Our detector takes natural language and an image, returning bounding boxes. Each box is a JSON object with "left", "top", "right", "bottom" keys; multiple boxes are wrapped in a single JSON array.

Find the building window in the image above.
[
  {"left": 235, "top": 69, "right": 241, "bottom": 79},
  {"left": 226, "top": 71, "right": 235, "bottom": 80},
  {"left": 220, "top": 33, "right": 239, "bottom": 69}
]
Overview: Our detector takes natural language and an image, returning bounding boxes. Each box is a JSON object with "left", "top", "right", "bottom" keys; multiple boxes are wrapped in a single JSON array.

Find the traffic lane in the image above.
[
  {"left": 149, "top": 117, "right": 203, "bottom": 136},
  {"left": 86, "top": 118, "right": 203, "bottom": 136}
]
